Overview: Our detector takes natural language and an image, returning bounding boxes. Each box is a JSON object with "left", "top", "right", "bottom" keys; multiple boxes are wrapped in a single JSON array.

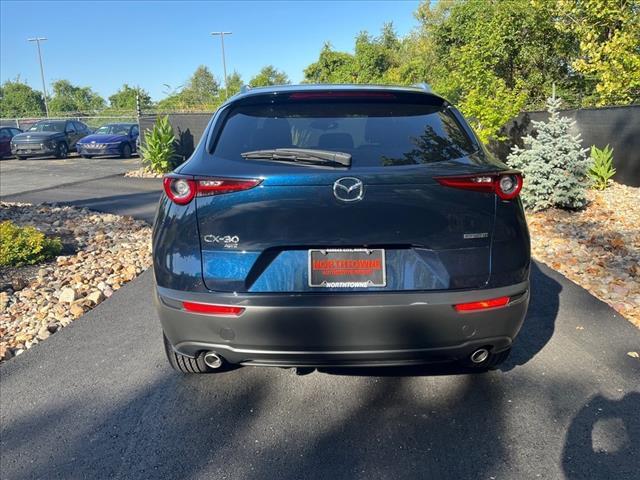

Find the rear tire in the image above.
[
  {"left": 17, "top": 155, "right": 27, "bottom": 160},
  {"left": 163, "top": 334, "right": 216, "bottom": 374},
  {"left": 55, "top": 142, "right": 68, "bottom": 159},
  {"left": 120, "top": 143, "right": 131, "bottom": 159},
  {"left": 81, "top": 154, "right": 93, "bottom": 159},
  {"left": 464, "top": 347, "right": 511, "bottom": 371}
]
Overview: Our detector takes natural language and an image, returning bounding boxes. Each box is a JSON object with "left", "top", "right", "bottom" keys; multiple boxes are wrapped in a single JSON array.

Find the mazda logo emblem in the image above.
[{"left": 333, "top": 177, "right": 364, "bottom": 202}]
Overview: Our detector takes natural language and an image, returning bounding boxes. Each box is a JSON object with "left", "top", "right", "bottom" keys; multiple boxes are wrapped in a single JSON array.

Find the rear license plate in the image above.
[{"left": 308, "top": 249, "right": 386, "bottom": 288}]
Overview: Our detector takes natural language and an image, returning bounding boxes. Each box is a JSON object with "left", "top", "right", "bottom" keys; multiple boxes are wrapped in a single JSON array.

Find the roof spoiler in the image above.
[{"left": 412, "top": 83, "right": 433, "bottom": 93}]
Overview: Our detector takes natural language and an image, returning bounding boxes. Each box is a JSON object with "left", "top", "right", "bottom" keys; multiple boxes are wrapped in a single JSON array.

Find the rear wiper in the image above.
[{"left": 240, "top": 148, "right": 351, "bottom": 168}]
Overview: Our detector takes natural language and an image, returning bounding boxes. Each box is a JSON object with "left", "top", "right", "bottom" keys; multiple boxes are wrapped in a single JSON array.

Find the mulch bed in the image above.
[{"left": 527, "top": 182, "right": 639, "bottom": 328}]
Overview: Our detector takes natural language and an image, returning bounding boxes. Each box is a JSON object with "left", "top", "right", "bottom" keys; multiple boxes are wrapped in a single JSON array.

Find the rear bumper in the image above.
[{"left": 156, "top": 281, "right": 529, "bottom": 367}]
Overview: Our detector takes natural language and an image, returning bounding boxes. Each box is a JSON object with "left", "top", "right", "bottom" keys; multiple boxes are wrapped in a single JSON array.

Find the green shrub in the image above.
[
  {"left": 140, "top": 115, "right": 176, "bottom": 173},
  {"left": 587, "top": 144, "right": 616, "bottom": 190},
  {"left": 507, "top": 96, "right": 590, "bottom": 211},
  {"left": 0, "top": 221, "right": 62, "bottom": 267}
]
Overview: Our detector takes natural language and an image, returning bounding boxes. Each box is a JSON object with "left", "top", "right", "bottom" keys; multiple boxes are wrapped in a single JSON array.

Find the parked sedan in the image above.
[
  {"left": 11, "top": 120, "right": 91, "bottom": 159},
  {"left": 76, "top": 123, "right": 139, "bottom": 159},
  {"left": 0, "top": 126, "right": 23, "bottom": 158}
]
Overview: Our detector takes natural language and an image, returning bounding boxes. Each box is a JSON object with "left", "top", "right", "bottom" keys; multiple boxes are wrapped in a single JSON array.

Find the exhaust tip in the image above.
[
  {"left": 203, "top": 351, "right": 223, "bottom": 369},
  {"left": 470, "top": 348, "right": 490, "bottom": 364}
]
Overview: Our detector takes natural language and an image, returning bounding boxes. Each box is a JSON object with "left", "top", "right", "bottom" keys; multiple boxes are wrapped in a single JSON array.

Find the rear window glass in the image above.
[{"left": 212, "top": 99, "right": 476, "bottom": 167}]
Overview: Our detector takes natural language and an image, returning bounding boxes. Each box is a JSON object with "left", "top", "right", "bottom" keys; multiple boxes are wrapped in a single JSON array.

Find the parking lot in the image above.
[{"left": 0, "top": 154, "right": 140, "bottom": 197}]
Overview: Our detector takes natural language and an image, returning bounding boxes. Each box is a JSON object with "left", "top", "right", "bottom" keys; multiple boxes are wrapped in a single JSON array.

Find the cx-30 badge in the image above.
[{"left": 333, "top": 177, "right": 364, "bottom": 202}]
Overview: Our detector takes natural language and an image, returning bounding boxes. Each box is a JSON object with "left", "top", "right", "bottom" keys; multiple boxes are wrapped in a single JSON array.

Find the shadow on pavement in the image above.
[
  {"left": 243, "top": 374, "right": 508, "bottom": 480},
  {"left": 501, "top": 262, "right": 561, "bottom": 371},
  {"left": 562, "top": 392, "right": 640, "bottom": 479},
  {"left": 2, "top": 370, "right": 509, "bottom": 480},
  {"left": 2, "top": 372, "right": 272, "bottom": 480}
]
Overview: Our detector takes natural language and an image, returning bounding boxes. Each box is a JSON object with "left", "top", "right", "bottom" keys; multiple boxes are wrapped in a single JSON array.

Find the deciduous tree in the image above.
[
  {"left": 48, "top": 80, "right": 105, "bottom": 113},
  {"left": 0, "top": 78, "right": 46, "bottom": 117},
  {"left": 555, "top": 0, "right": 640, "bottom": 105},
  {"left": 108, "top": 84, "right": 152, "bottom": 111},
  {"left": 249, "top": 65, "right": 290, "bottom": 87}
]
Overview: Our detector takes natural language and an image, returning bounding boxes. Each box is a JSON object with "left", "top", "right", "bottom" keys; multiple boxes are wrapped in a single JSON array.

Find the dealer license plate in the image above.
[{"left": 308, "top": 249, "right": 386, "bottom": 288}]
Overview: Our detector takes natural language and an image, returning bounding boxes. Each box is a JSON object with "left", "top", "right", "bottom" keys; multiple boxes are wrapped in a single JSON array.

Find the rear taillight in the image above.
[
  {"left": 454, "top": 296, "right": 510, "bottom": 312},
  {"left": 182, "top": 301, "right": 245, "bottom": 316},
  {"left": 197, "top": 178, "right": 262, "bottom": 197},
  {"left": 435, "top": 172, "right": 522, "bottom": 200},
  {"left": 163, "top": 177, "right": 196, "bottom": 205},
  {"left": 163, "top": 175, "right": 262, "bottom": 205}
]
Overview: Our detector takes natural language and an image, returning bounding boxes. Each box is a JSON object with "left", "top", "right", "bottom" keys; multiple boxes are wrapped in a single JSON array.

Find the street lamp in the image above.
[
  {"left": 211, "top": 31, "right": 232, "bottom": 99},
  {"left": 27, "top": 37, "right": 50, "bottom": 117}
]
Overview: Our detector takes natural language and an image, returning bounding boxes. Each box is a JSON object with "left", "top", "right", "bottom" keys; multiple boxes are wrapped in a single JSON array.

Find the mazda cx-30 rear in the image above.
[{"left": 153, "top": 85, "right": 530, "bottom": 374}]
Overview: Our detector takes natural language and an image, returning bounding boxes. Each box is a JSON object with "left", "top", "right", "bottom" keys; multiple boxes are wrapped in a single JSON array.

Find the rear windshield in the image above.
[{"left": 212, "top": 99, "right": 477, "bottom": 167}]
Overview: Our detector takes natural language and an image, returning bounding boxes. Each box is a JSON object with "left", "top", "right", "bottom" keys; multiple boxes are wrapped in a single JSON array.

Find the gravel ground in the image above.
[
  {"left": 528, "top": 182, "right": 640, "bottom": 327},
  {"left": 124, "top": 166, "right": 164, "bottom": 178},
  {"left": 0, "top": 202, "right": 151, "bottom": 361}
]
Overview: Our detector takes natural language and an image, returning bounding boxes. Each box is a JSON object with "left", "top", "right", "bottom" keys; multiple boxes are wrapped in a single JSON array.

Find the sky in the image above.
[{"left": 0, "top": 0, "right": 422, "bottom": 101}]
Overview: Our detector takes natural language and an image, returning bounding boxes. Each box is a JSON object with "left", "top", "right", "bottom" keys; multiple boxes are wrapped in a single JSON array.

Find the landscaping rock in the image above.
[
  {"left": 124, "top": 167, "right": 164, "bottom": 179},
  {"left": 0, "top": 202, "right": 152, "bottom": 361},
  {"left": 528, "top": 181, "right": 639, "bottom": 328},
  {"left": 70, "top": 304, "right": 85, "bottom": 318},
  {"left": 59, "top": 288, "right": 77, "bottom": 303},
  {"left": 86, "top": 290, "right": 105, "bottom": 305}
]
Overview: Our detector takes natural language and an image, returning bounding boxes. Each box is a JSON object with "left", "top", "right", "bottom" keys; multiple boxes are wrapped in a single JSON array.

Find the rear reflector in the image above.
[
  {"left": 454, "top": 296, "right": 510, "bottom": 312},
  {"left": 182, "top": 302, "right": 245, "bottom": 316}
]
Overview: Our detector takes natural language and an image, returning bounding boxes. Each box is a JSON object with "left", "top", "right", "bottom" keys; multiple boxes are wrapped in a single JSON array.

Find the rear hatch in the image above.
[{"left": 185, "top": 90, "right": 499, "bottom": 293}]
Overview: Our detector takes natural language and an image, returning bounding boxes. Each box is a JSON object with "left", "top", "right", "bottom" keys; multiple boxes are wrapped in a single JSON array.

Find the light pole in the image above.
[
  {"left": 211, "top": 31, "right": 232, "bottom": 99},
  {"left": 27, "top": 37, "right": 50, "bottom": 117}
]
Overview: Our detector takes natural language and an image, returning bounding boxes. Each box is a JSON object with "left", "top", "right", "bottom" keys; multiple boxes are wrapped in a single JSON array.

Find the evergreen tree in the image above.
[{"left": 507, "top": 96, "right": 590, "bottom": 211}]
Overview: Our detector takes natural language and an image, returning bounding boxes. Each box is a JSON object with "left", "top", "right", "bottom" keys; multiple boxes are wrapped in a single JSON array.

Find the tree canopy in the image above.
[
  {"left": 0, "top": 79, "right": 46, "bottom": 117},
  {"left": 157, "top": 65, "right": 223, "bottom": 111},
  {"left": 249, "top": 65, "right": 290, "bottom": 87},
  {"left": 48, "top": 80, "right": 105, "bottom": 114},
  {"left": 555, "top": 0, "right": 640, "bottom": 106},
  {"left": 108, "top": 84, "right": 152, "bottom": 111},
  {"left": 301, "top": 0, "right": 639, "bottom": 142}
]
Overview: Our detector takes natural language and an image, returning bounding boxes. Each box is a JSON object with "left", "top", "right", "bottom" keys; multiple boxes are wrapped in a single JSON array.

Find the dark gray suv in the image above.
[
  {"left": 153, "top": 84, "right": 530, "bottom": 374},
  {"left": 11, "top": 119, "right": 91, "bottom": 159}
]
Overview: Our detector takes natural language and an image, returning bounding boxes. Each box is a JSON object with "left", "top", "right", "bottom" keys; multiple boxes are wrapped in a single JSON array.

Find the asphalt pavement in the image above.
[
  {"left": 1, "top": 173, "right": 639, "bottom": 479},
  {"left": 0, "top": 154, "right": 141, "bottom": 198}
]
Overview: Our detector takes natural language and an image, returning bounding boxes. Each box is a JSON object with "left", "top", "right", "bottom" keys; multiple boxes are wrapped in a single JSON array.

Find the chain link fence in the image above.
[{"left": 0, "top": 115, "right": 138, "bottom": 131}]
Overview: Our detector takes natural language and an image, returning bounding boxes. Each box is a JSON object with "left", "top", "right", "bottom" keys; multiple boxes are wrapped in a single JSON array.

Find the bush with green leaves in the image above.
[
  {"left": 0, "top": 221, "right": 62, "bottom": 267},
  {"left": 140, "top": 115, "right": 176, "bottom": 173},
  {"left": 507, "top": 96, "right": 590, "bottom": 211},
  {"left": 587, "top": 144, "right": 616, "bottom": 190}
]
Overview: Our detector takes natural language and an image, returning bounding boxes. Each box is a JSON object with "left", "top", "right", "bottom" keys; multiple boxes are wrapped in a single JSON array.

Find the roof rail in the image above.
[{"left": 413, "top": 82, "right": 432, "bottom": 92}]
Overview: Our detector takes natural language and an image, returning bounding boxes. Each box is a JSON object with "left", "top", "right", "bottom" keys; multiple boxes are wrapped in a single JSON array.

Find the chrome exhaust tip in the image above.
[
  {"left": 470, "top": 348, "right": 490, "bottom": 364},
  {"left": 203, "top": 351, "right": 223, "bottom": 369}
]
